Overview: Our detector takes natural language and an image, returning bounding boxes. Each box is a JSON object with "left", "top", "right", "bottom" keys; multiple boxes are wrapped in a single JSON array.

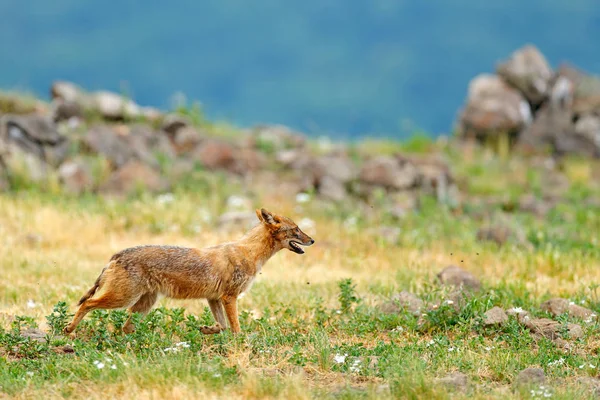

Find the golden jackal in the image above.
[{"left": 65, "top": 208, "right": 314, "bottom": 335}]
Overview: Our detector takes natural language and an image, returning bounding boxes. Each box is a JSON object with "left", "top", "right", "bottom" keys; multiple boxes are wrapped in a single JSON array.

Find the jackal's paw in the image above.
[
  {"left": 63, "top": 325, "right": 73, "bottom": 335},
  {"left": 200, "top": 323, "right": 224, "bottom": 335}
]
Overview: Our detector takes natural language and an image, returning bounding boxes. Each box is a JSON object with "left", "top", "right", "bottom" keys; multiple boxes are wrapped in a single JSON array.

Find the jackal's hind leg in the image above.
[{"left": 123, "top": 292, "right": 158, "bottom": 334}]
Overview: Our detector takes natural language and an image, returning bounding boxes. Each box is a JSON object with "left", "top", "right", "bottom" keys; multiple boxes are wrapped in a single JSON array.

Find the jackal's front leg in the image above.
[
  {"left": 222, "top": 295, "right": 241, "bottom": 333},
  {"left": 200, "top": 299, "right": 228, "bottom": 335}
]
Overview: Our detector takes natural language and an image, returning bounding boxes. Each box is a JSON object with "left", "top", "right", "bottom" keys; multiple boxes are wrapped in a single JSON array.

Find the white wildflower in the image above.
[
  {"left": 164, "top": 347, "right": 178, "bottom": 353},
  {"left": 445, "top": 300, "right": 454, "bottom": 305},
  {"left": 176, "top": 342, "right": 190, "bottom": 348},
  {"left": 156, "top": 193, "right": 175, "bottom": 205},
  {"left": 213, "top": 373, "right": 222, "bottom": 378},
  {"left": 110, "top": 365, "right": 117, "bottom": 370},
  {"left": 349, "top": 359, "right": 362, "bottom": 372},
  {"left": 26, "top": 371, "right": 34, "bottom": 377},
  {"left": 333, "top": 353, "right": 347, "bottom": 364},
  {"left": 295, "top": 193, "right": 310, "bottom": 204},
  {"left": 335, "top": 310, "right": 342, "bottom": 314},
  {"left": 392, "top": 326, "right": 404, "bottom": 333},
  {"left": 426, "top": 339, "right": 435, "bottom": 347},
  {"left": 94, "top": 361, "right": 105, "bottom": 369},
  {"left": 548, "top": 358, "right": 565, "bottom": 367},
  {"left": 26, "top": 299, "right": 36, "bottom": 309},
  {"left": 508, "top": 307, "right": 525, "bottom": 314}
]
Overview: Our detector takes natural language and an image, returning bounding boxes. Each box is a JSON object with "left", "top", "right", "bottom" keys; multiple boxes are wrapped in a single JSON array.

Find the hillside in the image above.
[{"left": 1, "top": 1, "right": 600, "bottom": 137}]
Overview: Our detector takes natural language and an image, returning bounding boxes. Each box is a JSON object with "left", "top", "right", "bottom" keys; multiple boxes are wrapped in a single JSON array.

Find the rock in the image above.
[
  {"left": 476, "top": 225, "right": 513, "bottom": 246},
  {"left": 161, "top": 113, "right": 192, "bottom": 135},
  {"left": 20, "top": 328, "right": 47, "bottom": 343},
  {"left": 194, "top": 139, "right": 236, "bottom": 171},
  {"left": 437, "top": 265, "right": 481, "bottom": 292},
  {"left": 58, "top": 160, "right": 94, "bottom": 194},
  {"left": 457, "top": 74, "right": 532, "bottom": 140},
  {"left": 558, "top": 63, "right": 600, "bottom": 116},
  {"left": 234, "top": 147, "right": 266, "bottom": 174},
  {"left": 84, "top": 124, "right": 173, "bottom": 169},
  {"left": 514, "top": 368, "right": 546, "bottom": 388},
  {"left": 575, "top": 114, "right": 600, "bottom": 151},
  {"left": 522, "top": 317, "right": 583, "bottom": 340},
  {"left": 435, "top": 372, "right": 468, "bottom": 392},
  {"left": 92, "top": 91, "right": 141, "bottom": 120},
  {"left": 252, "top": 124, "right": 306, "bottom": 151},
  {"left": 313, "top": 153, "right": 358, "bottom": 184},
  {"left": 100, "top": 161, "right": 168, "bottom": 195},
  {"left": 83, "top": 125, "right": 136, "bottom": 168},
  {"left": 275, "top": 149, "right": 313, "bottom": 170},
  {"left": 496, "top": 44, "right": 553, "bottom": 106},
  {"left": 51, "top": 81, "right": 85, "bottom": 104},
  {"left": 127, "top": 124, "right": 175, "bottom": 165},
  {"left": 171, "top": 126, "right": 204, "bottom": 154},
  {"left": 317, "top": 175, "right": 347, "bottom": 202},
  {"left": 0, "top": 114, "right": 69, "bottom": 167},
  {"left": 540, "top": 298, "right": 596, "bottom": 321},
  {"left": 51, "top": 99, "right": 84, "bottom": 122},
  {"left": 380, "top": 291, "right": 424, "bottom": 316},
  {"left": 359, "top": 156, "right": 418, "bottom": 190},
  {"left": 483, "top": 307, "right": 509, "bottom": 327},
  {"left": 62, "top": 344, "right": 75, "bottom": 353}
]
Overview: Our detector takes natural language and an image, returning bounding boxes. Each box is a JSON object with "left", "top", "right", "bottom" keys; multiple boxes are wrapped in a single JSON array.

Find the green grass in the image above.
[{"left": 1, "top": 135, "right": 600, "bottom": 399}]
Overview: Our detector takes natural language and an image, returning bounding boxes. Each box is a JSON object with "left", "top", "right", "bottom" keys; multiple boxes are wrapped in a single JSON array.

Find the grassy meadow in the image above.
[{"left": 1, "top": 136, "right": 600, "bottom": 399}]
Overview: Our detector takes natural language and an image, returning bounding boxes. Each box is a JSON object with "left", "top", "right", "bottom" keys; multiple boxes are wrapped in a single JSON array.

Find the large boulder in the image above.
[
  {"left": 100, "top": 160, "right": 168, "bottom": 195},
  {"left": 359, "top": 155, "right": 418, "bottom": 190},
  {"left": 558, "top": 64, "right": 600, "bottom": 116},
  {"left": 496, "top": 45, "right": 553, "bottom": 106},
  {"left": 0, "top": 114, "right": 69, "bottom": 185},
  {"left": 457, "top": 74, "right": 532, "bottom": 140},
  {"left": 83, "top": 124, "right": 175, "bottom": 169}
]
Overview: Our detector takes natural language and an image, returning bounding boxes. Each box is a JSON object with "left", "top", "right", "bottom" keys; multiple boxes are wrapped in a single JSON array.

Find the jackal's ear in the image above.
[{"left": 256, "top": 208, "right": 279, "bottom": 225}]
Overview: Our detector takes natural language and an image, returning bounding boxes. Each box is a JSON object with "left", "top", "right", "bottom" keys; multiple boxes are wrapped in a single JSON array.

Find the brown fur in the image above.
[{"left": 64, "top": 208, "right": 314, "bottom": 335}]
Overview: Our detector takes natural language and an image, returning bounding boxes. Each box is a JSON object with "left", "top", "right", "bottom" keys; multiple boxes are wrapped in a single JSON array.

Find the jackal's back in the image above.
[{"left": 109, "top": 245, "right": 223, "bottom": 299}]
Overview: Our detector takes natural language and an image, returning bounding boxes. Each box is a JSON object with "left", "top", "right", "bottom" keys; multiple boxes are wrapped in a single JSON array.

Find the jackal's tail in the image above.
[{"left": 77, "top": 265, "right": 109, "bottom": 306}]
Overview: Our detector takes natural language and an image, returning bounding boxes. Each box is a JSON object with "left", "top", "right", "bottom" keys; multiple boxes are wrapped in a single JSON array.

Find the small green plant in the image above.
[
  {"left": 46, "top": 301, "right": 71, "bottom": 336},
  {"left": 338, "top": 278, "right": 360, "bottom": 313}
]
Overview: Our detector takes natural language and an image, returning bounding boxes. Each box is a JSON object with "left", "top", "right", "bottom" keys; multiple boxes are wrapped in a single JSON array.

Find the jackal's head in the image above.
[{"left": 256, "top": 208, "right": 314, "bottom": 254}]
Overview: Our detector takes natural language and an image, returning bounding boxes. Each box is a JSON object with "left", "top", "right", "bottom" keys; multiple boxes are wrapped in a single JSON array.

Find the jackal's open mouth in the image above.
[{"left": 289, "top": 241, "right": 305, "bottom": 254}]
